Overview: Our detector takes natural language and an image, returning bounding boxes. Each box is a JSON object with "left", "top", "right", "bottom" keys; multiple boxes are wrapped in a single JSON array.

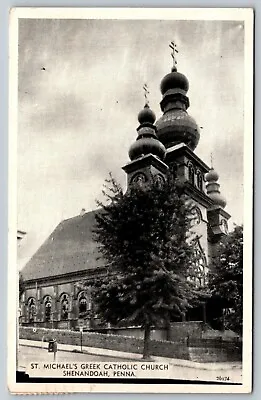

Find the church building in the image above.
[{"left": 19, "top": 46, "right": 230, "bottom": 331}]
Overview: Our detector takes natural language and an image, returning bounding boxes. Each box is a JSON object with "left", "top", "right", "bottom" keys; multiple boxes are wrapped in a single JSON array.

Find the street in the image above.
[
  {"left": 18, "top": 344, "right": 131, "bottom": 370},
  {"left": 18, "top": 343, "right": 242, "bottom": 383}
]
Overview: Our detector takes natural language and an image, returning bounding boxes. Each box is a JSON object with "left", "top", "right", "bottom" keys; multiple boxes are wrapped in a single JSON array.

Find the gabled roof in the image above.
[{"left": 21, "top": 210, "right": 104, "bottom": 282}]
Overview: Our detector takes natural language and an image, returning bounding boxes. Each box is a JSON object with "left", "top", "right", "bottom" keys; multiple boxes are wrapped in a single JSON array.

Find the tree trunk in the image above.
[
  {"left": 165, "top": 320, "right": 171, "bottom": 341},
  {"left": 142, "top": 324, "right": 151, "bottom": 359},
  {"left": 202, "top": 302, "right": 207, "bottom": 330}
]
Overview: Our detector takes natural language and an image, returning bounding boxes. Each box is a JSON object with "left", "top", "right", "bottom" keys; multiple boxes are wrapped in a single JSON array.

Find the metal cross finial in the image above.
[
  {"left": 143, "top": 83, "right": 150, "bottom": 106},
  {"left": 210, "top": 152, "right": 213, "bottom": 168},
  {"left": 169, "top": 41, "right": 178, "bottom": 68}
]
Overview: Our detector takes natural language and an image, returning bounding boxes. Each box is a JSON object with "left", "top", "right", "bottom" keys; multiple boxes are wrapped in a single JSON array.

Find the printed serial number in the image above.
[{"left": 216, "top": 376, "right": 230, "bottom": 381}]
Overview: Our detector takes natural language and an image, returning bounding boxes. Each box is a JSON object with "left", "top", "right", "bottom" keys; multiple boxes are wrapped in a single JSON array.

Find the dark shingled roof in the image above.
[{"left": 22, "top": 210, "right": 104, "bottom": 281}]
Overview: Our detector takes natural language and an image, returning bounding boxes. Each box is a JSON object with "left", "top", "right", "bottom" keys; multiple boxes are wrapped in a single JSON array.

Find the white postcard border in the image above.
[{"left": 8, "top": 7, "right": 253, "bottom": 394}]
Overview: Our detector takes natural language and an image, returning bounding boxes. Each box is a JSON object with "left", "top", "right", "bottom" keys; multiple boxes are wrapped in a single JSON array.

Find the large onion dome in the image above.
[
  {"left": 128, "top": 104, "right": 166, "bottom": 161},
  {"left": 205, "top": 167, "right": 227, "bottom": 208},
  {"left": 156, "top": 110, "right": 200, "bottom": 150},
  {"left": 156, "top": 65, "right": 200, "bottom": 150}
]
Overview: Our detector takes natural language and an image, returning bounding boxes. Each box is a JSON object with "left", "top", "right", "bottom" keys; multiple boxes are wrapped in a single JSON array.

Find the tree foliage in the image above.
[
  {"left": 209, "top": 225, "right": 243, "bottom": 334},
  {"left": 92, "top": 172, "right": 207, "bottom": 355}
]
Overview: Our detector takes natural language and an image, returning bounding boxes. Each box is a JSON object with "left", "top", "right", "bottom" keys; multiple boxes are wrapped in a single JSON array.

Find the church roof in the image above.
[{"left": 21, "top": 210, "right": 104, "bottom": 282}]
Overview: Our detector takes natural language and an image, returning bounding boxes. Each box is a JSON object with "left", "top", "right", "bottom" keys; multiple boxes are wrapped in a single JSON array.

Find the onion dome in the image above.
[
  {"left": 138, "top": 105, "right": 156, "bottom": 124},
  {"left": 205, "top": 168, "right": 227, "bottom": 208},
  {"left": 160, "top": 66, "right": 189, "bottom": 94},
  {"left": 128, "top": 104, "right": 166, "bottom": 161},
  {"left": 156, "top": 110, "right": 200, "bottom": 150},
  {"left": 205, "top": 168, "right": 219, "bottom": 182},
  {"left": 156, "top": 62, "right": 200, "bottom": 150}
]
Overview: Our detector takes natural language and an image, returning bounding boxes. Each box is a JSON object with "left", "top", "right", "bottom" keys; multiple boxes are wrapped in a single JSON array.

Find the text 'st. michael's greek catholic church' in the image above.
[{"left": 19, "top": 46, "right": 231, "bottom": 333}]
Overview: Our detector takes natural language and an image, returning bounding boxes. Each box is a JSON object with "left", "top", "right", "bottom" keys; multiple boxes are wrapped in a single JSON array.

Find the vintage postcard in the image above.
[{"left": 8, "top": 7, "right": 253, "bottom": 394}]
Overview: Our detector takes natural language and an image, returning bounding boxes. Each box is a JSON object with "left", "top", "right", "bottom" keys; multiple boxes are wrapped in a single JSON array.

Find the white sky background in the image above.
[{"left": 17, "top": 18, "right": 244, "bottom": 269}]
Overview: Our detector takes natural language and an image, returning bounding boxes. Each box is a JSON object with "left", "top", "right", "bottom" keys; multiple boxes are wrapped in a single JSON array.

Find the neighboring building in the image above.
[{"left": 20, "top": 54, "right": 230, "bottom": 330}]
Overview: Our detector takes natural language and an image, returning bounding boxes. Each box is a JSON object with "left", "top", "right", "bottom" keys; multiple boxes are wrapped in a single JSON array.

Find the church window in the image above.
[
  {"left": 220, "top": 219, "right": 229, "bottom": 234},
  {"left": 190, "top": 206, "right": 202, "bottom": 227},
  {"left": 187, "top": 241, "right": 207, "bottom": 287},
  {"left": 196, "top": 171, "right": 203, "bottom": 190},
  {"left": 60, "top": 293, "right": 69, "bottom": 320},
  {"left": 194, "top": 249, "right": 207, "bottom": 287},
  {"left": 28, "top": 297, "right": 36, "bottom": 323},
  {"left": 131, "top": 172, "right": 147, "bottom": 186},
  {"left": 188, "top": 164, "right": 195, "bottom": 185},
  {"left": 44, "top": 295, "right": 52, "bottom": 322},
  {"left": 169, "top": 164, "right": 177, "bottom": 179},
  {"left": 154, "top": 174, "right": 165, "bottom": 188},
  {"left": 78, "top": 290, "right": 92, "bottom": 317},
  {"left": 79, "top": 292, "right": 88, "bottom": 317}
]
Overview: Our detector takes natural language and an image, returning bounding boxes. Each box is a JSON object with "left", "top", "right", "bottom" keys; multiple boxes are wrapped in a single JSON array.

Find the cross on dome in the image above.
[
  {"left": 143, "top": 83, "right": 150, "bottom": 106},
  {"left": 169, "top": 41, "right": 179, "bottom": 69}
]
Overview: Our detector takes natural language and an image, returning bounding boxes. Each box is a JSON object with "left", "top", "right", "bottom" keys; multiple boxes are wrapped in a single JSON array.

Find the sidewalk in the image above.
[{"left": 19, "top": 339, "right": 242, "bottom": 372}]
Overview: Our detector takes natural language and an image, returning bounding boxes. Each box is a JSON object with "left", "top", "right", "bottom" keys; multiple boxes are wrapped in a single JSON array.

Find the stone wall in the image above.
[
  {"left": 19, "top": 326, "right": 190, "bottom": 359},
  {"left": 188, "top": 345, "right": 242, "bottom": 363},
  {"left": 100, "top": 326, "right": 167, "bottom": 341},
  {"left": 19, "top": 326, "right": 242, "bottom": 362},
  {"left": 169, "top": 321, "right": 204, "bottom": 341},
  {"left": 108, "top": 322, "right": 204, "bottom": 341}
]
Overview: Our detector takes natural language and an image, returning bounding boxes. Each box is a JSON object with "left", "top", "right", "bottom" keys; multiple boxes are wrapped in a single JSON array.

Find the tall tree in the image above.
[
  {"left": 209, "top": 225, "right": 243, "bottom": 335},
  {"left": 92, "top": 173, "right": 207, "bottom": 358}
]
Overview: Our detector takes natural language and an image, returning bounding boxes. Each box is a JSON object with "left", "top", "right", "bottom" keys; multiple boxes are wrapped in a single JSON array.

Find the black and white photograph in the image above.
[{"left": 8, "top": 7, "right": 253, "bottom": 394}]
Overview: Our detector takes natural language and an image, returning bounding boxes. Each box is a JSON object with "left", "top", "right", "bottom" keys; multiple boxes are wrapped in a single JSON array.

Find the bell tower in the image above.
[
  {"left": 155, "top": 42, "right": 231, "bottom": 278},
  {"left": 205, "top": 166, "right": 231, "bottom": 259}
]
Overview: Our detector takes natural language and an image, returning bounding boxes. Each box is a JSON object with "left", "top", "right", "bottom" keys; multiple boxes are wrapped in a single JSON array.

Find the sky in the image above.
[{"left": 17, "top": 18, "right": 245, "bottom": 269}]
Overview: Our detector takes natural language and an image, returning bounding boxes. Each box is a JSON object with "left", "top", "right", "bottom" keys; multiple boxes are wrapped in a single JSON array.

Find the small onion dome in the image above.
[
  {"left": 160, "top": 70, "right": 189, "bottom": 95},
  {"left": 207, "top": 191, "right": 227, "bottom": 208},
  {"left": 138, "top": 104, "right": 156, "bottom": 124},
  {"left": 205, "top": 168, "right": 219, "bottom": 182},
  {"left": 129, "top": 103, "right": 167, "bottom": 161},
  {"left": 155, "top": 109, "right": 200, "bottom": 150},
  {"left": 128, "top": 135, "right": 166, "bottom": 161},
  {"left": 206, "top": 168, "right": 227, "bottom": 208}
]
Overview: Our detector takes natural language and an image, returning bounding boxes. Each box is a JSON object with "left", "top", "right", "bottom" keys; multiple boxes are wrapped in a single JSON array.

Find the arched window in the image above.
[
  {"left": 190, "top": 206, "right": 202, "bottom": 227},
  {"left": 44, "top": 295, "right": 52, "bottom": 322},
  {"left": 196, "top": 171, "right": 203, "bottom": 191},
  {"left": 194, "top": 249, "right": 207, "bottom": 287},
  {"left": 79, "top": 292, "right": 87, "bottom": 317},
  {"left": 28, "top": 298, "right": 36, "bottom": 323},
  {"left": 169, "top": 164, "right": 177, "bottom": 179},
  {"left": 78, "top": 290, "right": 92, "bottom": 317},
  {"left": 131, "top": 173, "right": 147, "bottom": 187},
  {"left": 60, "top": 294, "right": 69, "bottom": 320},
  {"left": 188, "top": 164, "right": 195, "bottom": 185},
  {"left": 186, "top": 241, "right": 207, "bottom": 287},
  {"left": 154, "top": 174, "right": 165, "bottom": 188}
]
